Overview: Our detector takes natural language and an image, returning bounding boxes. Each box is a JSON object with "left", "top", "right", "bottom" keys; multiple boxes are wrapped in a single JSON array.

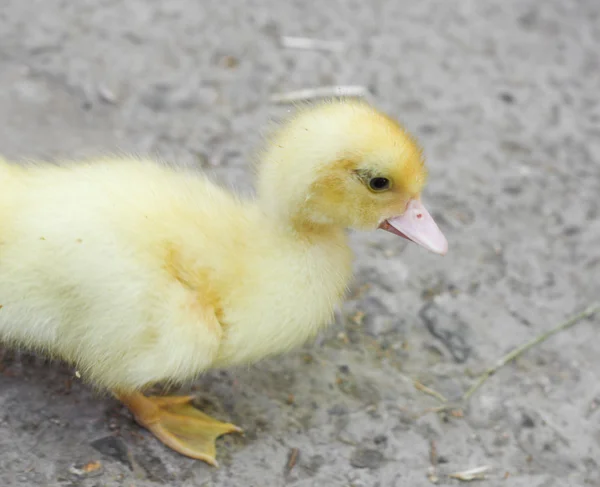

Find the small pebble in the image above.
[
  {"left": 338, "top": 365, "right": 350, "bottom": 374},
  {"left": 499, "top": 92, "right": 515, "bottom": 104},
  {"left": 68, "top": 461, "right": 103, "bottom": 478},
  {"left": 90, "top": 436, "right": 131, "bottom": 467},
  {"left": 98, "top": 84, "right": 118, "bottom": 104},
  {"left": 373, "top": 434, "right": 387, "bottom": 445},
  {"left": 350, "top": 448, "right": 384, "bottom": 469},
  {"left": 521, "top": 413, "right": 535, "bottom": 428}
]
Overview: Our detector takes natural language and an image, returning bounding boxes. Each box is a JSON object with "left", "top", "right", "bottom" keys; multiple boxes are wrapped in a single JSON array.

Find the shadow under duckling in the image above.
[{"left": 0, "top": 99, "right": 447, "bottom": 466}]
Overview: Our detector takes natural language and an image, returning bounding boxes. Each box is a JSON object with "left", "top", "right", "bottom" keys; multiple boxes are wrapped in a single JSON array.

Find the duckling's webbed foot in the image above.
[{"left": 117, "top": 392, "right": 242, "bottom": 466}]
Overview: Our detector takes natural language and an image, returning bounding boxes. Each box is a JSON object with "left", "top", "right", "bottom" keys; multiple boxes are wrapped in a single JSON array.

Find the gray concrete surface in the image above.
[{"left": 1, "top": 0, "right": 600, "bottom": 486}]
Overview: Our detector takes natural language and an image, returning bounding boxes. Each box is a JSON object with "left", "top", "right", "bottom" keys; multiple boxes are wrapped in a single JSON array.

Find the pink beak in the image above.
[{"left": 379, "top": 199, "right": 448, "bottom": 255}]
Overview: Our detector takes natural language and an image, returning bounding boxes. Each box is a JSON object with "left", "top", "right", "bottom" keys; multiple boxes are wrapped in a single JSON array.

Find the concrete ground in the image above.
[{"left": 1, "top": 0, "right": 600, "bottom": 486}]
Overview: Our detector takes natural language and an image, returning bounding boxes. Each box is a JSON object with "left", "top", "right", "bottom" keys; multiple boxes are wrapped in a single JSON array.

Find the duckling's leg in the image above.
[{"left": 117, "top": 392, "right": 242, "bottom": 466}]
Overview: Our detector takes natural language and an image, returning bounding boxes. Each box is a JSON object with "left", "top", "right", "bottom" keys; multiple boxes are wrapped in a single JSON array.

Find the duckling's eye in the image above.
[{"left": 368, "top": 177, "right": 391, "bottom": 192}]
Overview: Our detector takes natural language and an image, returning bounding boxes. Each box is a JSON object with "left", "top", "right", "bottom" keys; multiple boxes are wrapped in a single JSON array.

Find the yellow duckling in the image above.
[{"left": 0, "top": 99, "right": 447, "bottom": 466}]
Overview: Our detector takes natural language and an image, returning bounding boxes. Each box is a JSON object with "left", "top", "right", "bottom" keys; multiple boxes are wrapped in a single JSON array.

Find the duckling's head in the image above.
[{"left": 257, "top": 99, "right": 447, "bottom": 255}]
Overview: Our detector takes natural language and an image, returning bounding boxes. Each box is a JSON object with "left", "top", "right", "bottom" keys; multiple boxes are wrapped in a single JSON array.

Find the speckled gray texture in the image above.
[{"left": 1, "top": 0, "right": 599, "bottom": 486}]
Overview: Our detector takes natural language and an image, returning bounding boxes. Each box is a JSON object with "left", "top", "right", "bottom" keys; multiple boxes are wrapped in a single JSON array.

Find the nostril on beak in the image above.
[{"left": 416, "top": 213, "right": 423, "bottom": 219}]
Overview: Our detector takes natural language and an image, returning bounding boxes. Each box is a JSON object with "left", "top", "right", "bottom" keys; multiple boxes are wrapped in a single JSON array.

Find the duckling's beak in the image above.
[{"left": 379, "top": 199, "right": 448, "bottom": 255}]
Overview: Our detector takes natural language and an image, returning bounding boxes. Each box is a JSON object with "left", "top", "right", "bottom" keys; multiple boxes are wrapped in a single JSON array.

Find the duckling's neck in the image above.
[{"left": 213, "top": 199, "right": 353, "bottom": 368}]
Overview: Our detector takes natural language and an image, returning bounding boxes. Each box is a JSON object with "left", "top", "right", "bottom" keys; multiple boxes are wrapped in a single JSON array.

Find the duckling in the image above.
[{"left": 0, "top": 99, "right": 447, "bottom": 466}]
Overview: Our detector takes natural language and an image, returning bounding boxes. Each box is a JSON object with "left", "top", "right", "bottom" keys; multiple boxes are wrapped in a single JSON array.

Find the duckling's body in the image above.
[
  {"left": 0, "top": 158, "right": 351, "bottom": 390},
  {"left": 0, "top": 100, "right": 447, "bottom": 465}
]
